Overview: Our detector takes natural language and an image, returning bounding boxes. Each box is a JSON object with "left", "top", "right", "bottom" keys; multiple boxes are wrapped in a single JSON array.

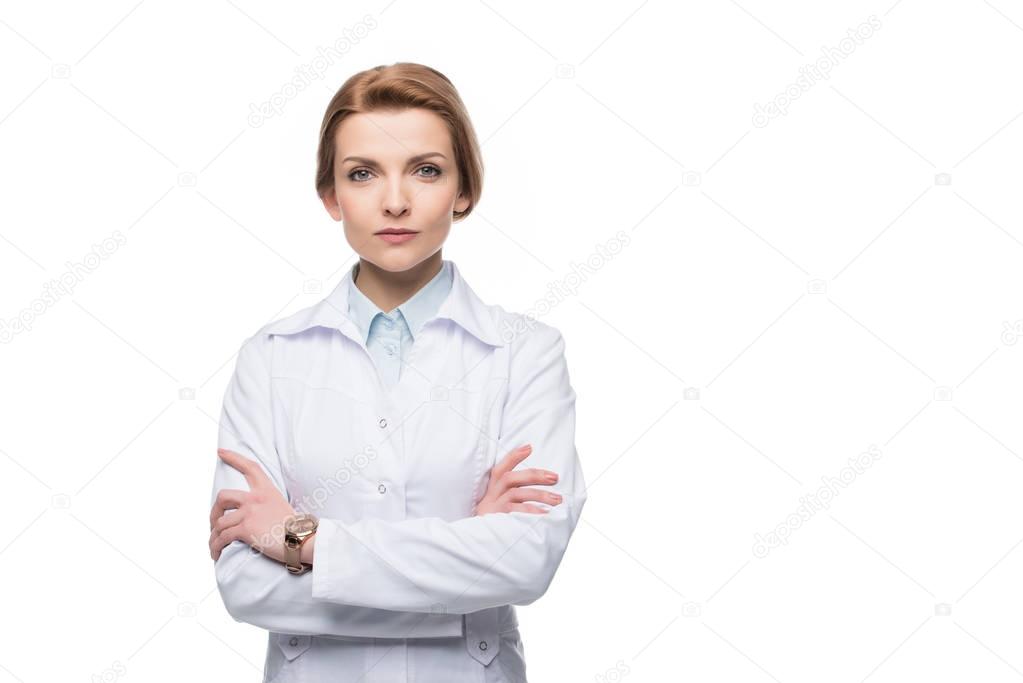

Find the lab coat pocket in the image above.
[
  {"left": 275, "top": 376, "right": 377, "bottom": 515},
  {"left": 487, "top": 627, "right": 528, "bottom": 683},
  {"left": 408, "top": 375, "right": 508, "bottom": 517},
  {"left": 269, "top": 633, "right": 311, "bottom": 683}
]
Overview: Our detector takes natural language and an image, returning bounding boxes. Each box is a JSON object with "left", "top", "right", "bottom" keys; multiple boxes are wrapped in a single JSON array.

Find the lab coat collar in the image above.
[{"left": 263, "top": 259, "right": 506, "bottom": 348}]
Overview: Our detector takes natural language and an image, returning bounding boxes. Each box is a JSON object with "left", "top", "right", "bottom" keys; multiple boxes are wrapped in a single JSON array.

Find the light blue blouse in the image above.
[{"left": 346, "top": 259, "right": 453, "bottom": 389}]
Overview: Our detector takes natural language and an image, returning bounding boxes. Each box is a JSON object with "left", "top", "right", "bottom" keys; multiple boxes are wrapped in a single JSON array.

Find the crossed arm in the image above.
[{"left": 208, "top": 323, "right": 587, "bottom": 637}]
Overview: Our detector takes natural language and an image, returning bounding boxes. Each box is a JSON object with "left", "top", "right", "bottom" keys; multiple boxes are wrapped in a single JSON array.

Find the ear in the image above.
[
  {"left": 320, "top": 188, "right": 343, "bottom": 222},
  {"left": 453, "top": 192, "right": 470, "bottom": 215}
]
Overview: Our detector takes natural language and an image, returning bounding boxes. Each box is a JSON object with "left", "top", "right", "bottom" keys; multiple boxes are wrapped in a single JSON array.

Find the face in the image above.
[{"left": 320, "top": 107, "right": 470, "bottom": 273}]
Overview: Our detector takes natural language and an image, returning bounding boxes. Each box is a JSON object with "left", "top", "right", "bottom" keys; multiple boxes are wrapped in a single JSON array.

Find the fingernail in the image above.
[
  {"left": 521, "top": 444, "right": 532, "bottom": 451},
  {"left": 545, "top": 473, "right": 557, "bottom": 482}
]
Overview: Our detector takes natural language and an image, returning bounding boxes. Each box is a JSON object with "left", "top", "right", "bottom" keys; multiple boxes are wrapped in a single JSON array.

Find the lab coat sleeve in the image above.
[
  {"left": 310, "top": 321, "right": 588, "bottom": 615},
  {"left": 211, "top": 331, "right": 464, "bottom": 638}
]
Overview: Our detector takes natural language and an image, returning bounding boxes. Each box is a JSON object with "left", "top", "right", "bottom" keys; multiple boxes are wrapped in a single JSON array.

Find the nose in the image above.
[{"left": 383, "top": 177, "right": 411, "bottom": 217}]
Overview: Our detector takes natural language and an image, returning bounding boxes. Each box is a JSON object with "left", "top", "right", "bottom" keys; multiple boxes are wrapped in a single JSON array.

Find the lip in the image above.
[
  {"left": 375, "top": 227, "right": 418, "bottom": 234},
  {"left": 376, "top": 232, "right": 418, "bottom": 244}
]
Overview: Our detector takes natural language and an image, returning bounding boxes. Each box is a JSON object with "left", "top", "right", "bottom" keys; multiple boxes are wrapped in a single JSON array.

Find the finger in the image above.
[
  {"left": 213, "top": 509, "right": 244, "bottom": 534},
  {"left": 506, "top": 486, "right": 563, "bottom": 506},
  {"left": 218, "top": 448, "right": 269, "bottom": 490},
  {"left": 503, "top": 468, "right": 559, "bottom": 489},
  {"left": 212, "top": 526, "right": 240, "bottom": 561},
  {"left": 508, "top": 503, "right": 548, "bottom": 514},
  {"left": 210, "top": 527, "right": 234, "bottom": 561},
  {"left": 211, "top": 528, "right": 223, "bottom": 560},
  {"left": 210, "top": 489, "right": 248, "bottom": 529},
  {"left": 217, "top": 448, "right": 255, "bottom": 476},
  {"left": 490, "top": 444, "right": 533, "bottom": 481}
]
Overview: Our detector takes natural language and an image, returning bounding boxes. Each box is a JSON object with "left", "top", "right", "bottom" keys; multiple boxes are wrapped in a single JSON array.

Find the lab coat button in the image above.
[
  {"left": 378, "top": 418, "right": 387, "bottom": 428},
  {"left": 478, "top": 640, "right": 488, "bottom": 651},
  {"left": 277, "top": 633, "right": 311, "bottom": 661},
  {"left": 378, "top": 483, "right": 387, "bottom": 494}
]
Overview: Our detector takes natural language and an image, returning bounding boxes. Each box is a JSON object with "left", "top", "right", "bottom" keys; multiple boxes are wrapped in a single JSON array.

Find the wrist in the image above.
[{"left": 283, "top": 513, "right": 318, "bottom": 573}]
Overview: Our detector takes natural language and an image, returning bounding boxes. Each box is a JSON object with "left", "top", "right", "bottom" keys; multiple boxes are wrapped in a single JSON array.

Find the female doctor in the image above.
[{"left": 207, "top": 62, "right": 587, "bottom": 682}]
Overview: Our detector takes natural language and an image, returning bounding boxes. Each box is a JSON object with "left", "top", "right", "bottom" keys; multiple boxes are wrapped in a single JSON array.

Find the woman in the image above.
[{"left": 207, "top": 62, "right": 587, "bottom": 682}]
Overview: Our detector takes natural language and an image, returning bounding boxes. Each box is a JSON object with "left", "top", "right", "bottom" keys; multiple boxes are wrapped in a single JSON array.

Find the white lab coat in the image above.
[{"left": 210, "top": 260, "right": 587, "bottom": 682}]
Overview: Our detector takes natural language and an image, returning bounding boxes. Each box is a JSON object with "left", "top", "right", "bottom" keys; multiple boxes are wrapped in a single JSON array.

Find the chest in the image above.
[{"left": 268, "top": 323, "right": 510, "bottom": 522}]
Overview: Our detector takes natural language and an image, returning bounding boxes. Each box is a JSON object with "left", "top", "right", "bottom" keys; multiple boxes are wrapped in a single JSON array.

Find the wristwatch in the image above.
[{"left": 283, "top": 513, "right": 319, "bottom": 574}]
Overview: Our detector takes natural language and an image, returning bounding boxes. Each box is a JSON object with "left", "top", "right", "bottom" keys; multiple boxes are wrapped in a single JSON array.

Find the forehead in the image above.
[{"left": 335, "top": 108, "right": 453, "bottom": 160}]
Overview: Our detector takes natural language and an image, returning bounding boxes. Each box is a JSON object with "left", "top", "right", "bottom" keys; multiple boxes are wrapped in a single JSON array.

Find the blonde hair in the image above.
[{"left": 315, "top": 62, "right": 484, "bottom": 222}]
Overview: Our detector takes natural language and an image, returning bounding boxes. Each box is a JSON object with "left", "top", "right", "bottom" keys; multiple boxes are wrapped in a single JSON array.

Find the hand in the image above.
[
  {"left": 209, "top": 448, "right": 297, "bottom": 563},
  {"left": 473, "top": 444, "right": 562, "bottom": 515}
]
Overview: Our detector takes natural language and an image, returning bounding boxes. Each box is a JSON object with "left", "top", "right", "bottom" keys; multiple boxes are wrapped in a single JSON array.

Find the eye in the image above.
[
  {"left": 416, "top": 165, "right": 442, "bottom": 179},
  {"left": 348, "top": 168, "right": 373, "bottom": 183}
]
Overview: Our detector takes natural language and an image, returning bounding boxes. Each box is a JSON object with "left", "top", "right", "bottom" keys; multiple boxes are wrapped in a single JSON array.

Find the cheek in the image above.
[
  {"left": 335, "top": 191, "right": 362, "bottom": 218},
  {"left": 415, "top": 183, "right": 460, "bottom": 215}
]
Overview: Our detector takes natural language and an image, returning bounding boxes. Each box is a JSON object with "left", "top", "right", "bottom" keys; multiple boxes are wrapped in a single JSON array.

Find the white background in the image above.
[{"left": 2, "top": 1, "right": 1023, "bottom": 681}]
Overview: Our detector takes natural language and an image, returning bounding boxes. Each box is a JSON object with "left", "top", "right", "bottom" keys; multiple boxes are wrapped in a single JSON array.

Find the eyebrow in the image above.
[{"left": 341, "top": 152, "right": 447, "bottom": 166}]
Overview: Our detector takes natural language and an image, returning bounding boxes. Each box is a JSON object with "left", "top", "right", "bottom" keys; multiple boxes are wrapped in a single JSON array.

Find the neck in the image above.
[{"left": 353, "top": 253, "right": 444, "bottom": 312}]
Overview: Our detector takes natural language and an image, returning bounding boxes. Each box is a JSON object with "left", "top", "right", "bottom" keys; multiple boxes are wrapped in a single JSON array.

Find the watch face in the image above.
[{"left": 287, "top": 514, "right": 317, "bottom": 534}]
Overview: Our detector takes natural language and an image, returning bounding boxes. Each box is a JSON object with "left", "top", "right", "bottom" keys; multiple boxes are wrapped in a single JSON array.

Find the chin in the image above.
[{"left": 362, "top": 248, "right": 435, "bottom": 273}]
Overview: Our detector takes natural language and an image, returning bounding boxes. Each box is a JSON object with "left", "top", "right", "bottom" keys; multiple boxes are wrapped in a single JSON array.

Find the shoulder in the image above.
[
  {"left": 232, "top": 305, "right": 314, "bottom": 370},
  {"left": 492, "top": 309, "right": 574, "bottom": 401},
  {"left": 491, "top": 306, "right": 567, "bottom": 362},
  {"left": 258, "top": 300, "right": 328, "bottom": 338},
  {"left": 239, "top": 297, "right": 332, "bottom": 354}
]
